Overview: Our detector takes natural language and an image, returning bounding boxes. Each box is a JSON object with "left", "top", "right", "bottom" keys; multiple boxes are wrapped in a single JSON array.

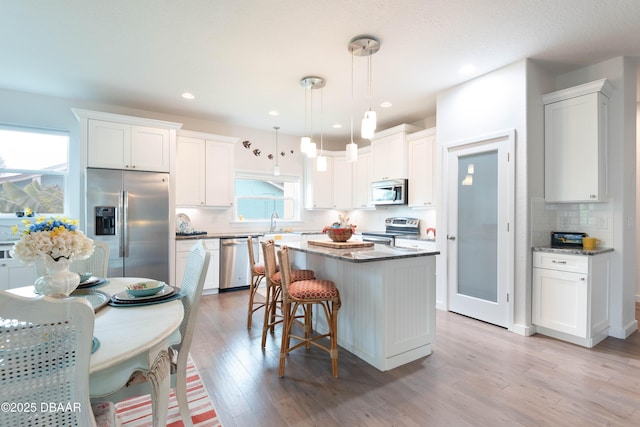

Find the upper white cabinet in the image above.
[
  {"left": 305, "top": 153, "right": 353, "bottom": 210},
  {"left": 176, "top": 131, "right": 237, "bottom": 207},
  {"left": 371, "top": 124, "right": 421, "bottom": 181},
  {"left": 407, "top": 128, "right": 436, "bottom": 208},
  {"left": 74, "top": 109, "right": 181, "bottom": 173},
  {"left": 543, "top": 79, "right": 612, "bottom": 202},
  {"left": 352, "top": 147, "right": 374, "bottom": 209}
]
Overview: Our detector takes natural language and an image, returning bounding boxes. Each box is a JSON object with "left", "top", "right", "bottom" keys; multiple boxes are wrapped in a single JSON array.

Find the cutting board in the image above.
[{"left": 308, "top": 240, "right": 374, "bottom": 249}]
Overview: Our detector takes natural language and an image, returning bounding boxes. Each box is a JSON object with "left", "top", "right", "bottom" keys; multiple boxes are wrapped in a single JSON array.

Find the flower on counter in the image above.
[{"left": 10, "top": 216, "right": 94, "bottom": 264}]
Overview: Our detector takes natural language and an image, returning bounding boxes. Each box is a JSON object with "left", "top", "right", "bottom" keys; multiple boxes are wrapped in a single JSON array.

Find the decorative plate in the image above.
[
  {"left": 113, "top": 285, "right": 176, "bottom": 302},
  {"left": 70, "top": 289, "right": 110, "bottom": 312}
]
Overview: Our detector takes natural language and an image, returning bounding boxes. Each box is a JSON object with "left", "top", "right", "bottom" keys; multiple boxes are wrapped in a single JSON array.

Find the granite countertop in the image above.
[
  {"left": 532, "top": 245, "right": 613, "bottom": 256},
  {"left": 176, "top": 232, "right": 264, "bottom": 240},
  {"left": 278, "top": 241, "right": 439, "bottom": 263}
]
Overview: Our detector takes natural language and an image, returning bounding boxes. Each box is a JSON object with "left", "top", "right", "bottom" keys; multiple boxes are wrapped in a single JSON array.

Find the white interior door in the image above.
[{"left": 446, "top": 134, "right": 513, "bottom": 327}]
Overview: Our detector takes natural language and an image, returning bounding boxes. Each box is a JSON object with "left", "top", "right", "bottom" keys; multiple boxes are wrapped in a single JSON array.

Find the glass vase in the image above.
[{"left": 34, "top": 255, "right": 80, "bottom": 297}]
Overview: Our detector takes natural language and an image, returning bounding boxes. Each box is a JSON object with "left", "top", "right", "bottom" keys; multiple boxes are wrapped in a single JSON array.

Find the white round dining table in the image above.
[{"left": 9, "top": 277, "right": 184, "bottom": 427}]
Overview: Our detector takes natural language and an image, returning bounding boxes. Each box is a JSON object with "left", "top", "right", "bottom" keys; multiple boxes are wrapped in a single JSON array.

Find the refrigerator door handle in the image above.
[{"left": 122, "top": 190, "right": 129, "bottom": 258}]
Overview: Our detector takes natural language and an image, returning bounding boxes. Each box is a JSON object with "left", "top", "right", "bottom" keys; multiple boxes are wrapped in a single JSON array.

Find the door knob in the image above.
[{"left": 447, "top": 235, "right": 456, "bottom": 241}]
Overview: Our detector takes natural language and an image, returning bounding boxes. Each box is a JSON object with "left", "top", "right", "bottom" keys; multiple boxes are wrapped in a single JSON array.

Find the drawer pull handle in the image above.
[{"left": 552, "top": 260, "right": 567, "bottom": 264}]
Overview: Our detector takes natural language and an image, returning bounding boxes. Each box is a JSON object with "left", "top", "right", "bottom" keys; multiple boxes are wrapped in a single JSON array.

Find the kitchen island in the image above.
[{"left": 280, "top": 241, "right": 439, "bottom": 371}]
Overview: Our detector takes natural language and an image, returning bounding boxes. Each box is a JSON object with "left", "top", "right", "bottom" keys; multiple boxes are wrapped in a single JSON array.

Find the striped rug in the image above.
[{"left": 115, "top": 355, "right": 222, "bottom": 427}]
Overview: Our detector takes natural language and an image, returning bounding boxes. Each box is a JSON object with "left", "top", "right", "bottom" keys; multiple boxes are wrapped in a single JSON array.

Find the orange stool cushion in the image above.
[
  {"left": 252, "top": 263, "right": 266, "bottom": 275},
  {"left": 288, "top": 279, "right": 339, "bottom": 300},
  {"left": 271, "top": 269, "right": 315, "bottom": 284}
]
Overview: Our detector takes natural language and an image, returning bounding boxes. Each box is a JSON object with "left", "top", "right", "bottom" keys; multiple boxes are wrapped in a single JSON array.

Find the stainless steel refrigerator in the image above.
[{"left": 85, "top": 168, "right": 170, "bottom": 283}]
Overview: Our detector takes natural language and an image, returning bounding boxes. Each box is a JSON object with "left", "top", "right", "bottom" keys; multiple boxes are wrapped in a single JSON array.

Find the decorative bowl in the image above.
[
  {"left": 327, "top": 228, "right": 353, "bottom": 242},
  {"left": 126, "top": 280, "right": 165, "bottom": 297},
  {"left": 78, "top": 272, "right": 93, "bottom": 282}
]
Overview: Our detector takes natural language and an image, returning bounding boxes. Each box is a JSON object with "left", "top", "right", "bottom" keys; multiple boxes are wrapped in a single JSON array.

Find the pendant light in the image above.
[
  {"left": 349, "top": 35, "right": 380, "bottom": 141},
  {"left": 300, "top": 76, "right": 324, "bottom": 158},
  {"left": 316, "top": 84, "right": 327, "bottom": 171},
  {"left": 300, "top": 87, "right": 310, "bottom": 154},
  {"left": 345, "top": 45, "right": 358, "bottom": 162},
  {"left": 273, "top": 126, "right": 281, "bottom": 176}
]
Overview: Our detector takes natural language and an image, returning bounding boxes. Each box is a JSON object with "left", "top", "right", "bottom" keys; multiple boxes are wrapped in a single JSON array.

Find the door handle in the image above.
[{"left": 447, "top": 235, "right": 456, "bottom": 241}]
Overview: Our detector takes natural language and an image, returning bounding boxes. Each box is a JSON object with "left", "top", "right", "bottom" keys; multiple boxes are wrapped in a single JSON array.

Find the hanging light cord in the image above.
[
  {"left": 350, "top": 49, "right": 355, "bottom": 143},
  {"left": 320, "top": 86, "right": 324, "bottom": 155},
  {"left": 367, "top": 42, "right": 373, "bottom": 110},
  {"left": 275, "top": 127, "right": 279, "bottom": 167}
]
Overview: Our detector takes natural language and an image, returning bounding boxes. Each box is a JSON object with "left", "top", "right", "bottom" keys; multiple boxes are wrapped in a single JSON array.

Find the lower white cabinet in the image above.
[
  {"left": 532, "top": 250, "right": 610, "bottom": 347},
  {"left": 175, "top": 239, "right": 220, "bottom": 294},
  {"left": 0, "top": 258, "right": 36, "bottom": 290}
]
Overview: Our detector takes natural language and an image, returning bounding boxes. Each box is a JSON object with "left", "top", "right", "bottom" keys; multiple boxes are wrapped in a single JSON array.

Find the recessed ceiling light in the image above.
[
  {"left": 181, "top": 92, "right": 195, "bottom": 100},
  {"left": 268, "top": 110, "right": 280, "bottom": 116},
  {"left": 380, "top": 101, "right": 392, "bottom": 108},
  {"left": 332, "top": 123, "right": 342, "bottom": 129},
  {"left": 459, "top": 64, "right": 476, "bottom": 75}
]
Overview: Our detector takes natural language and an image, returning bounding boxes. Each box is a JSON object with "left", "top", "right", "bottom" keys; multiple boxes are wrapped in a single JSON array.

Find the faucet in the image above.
[{"left": 269, "top": 211, "right": 279, "bottom": 232}]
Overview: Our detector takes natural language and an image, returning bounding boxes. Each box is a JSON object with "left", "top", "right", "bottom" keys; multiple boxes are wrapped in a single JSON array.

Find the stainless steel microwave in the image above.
[{"left": 371, "top": 179, "right": 408, "bottom": 205}]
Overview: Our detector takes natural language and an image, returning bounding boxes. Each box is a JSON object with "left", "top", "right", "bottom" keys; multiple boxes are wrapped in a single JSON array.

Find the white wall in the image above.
[{"left": 435, "top": 59, "right": 530, "bottom": 330}]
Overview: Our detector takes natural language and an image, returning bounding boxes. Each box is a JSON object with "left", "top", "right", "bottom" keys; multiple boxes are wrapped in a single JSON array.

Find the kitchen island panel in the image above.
[{"left": 288, "top": 247, "right": 436, "bottom": 371}]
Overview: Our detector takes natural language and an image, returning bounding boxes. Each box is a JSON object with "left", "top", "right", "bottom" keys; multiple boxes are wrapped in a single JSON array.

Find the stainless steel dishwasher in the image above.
[{"left": 219, "top": 237, "right": 258, "bottom": 291}]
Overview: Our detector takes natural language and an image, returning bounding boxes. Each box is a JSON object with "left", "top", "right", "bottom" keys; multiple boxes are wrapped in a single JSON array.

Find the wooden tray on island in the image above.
[{"left": 308, "top": 240, "right": 374, "bottom": 249}]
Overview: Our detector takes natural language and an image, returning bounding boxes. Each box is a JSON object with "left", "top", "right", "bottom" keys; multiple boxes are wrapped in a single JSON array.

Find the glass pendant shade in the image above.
[
  {"left": 365, "top": 109, "right": 377, "bottom": 130},
  {"left": 273, "top": 165, "right": 281, "bottom": 176},
  {"left": 361, "top": 113, "right": 375, "bottom": 140},
  {"left": 317, "top": 155, "right": 327, "bottom": 171},
  {"left": 346, "top": 142, "right": 358, "bottom": 162},
  {"left": 300, "top": 136, "right": 310, "bottom": 154},
  {"left": 307, "top": 142, "right": 317, "bottom": 158}
]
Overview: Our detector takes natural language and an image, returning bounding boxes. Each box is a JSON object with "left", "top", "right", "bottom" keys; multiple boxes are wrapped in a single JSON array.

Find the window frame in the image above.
[
  {"left": 234, "top": 172, "right": 302, "bottom": 224},
  {"left": 0, "top": 124, "right": 70, "bottom": 217}
]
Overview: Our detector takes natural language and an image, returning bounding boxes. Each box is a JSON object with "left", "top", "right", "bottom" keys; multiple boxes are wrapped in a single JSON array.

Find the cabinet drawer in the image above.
[{"left": 533, "top": 252, "right": 588, "bottom": 273}]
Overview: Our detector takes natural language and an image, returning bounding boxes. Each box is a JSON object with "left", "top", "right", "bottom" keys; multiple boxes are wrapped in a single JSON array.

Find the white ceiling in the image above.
[{"left": 1, "top": 0, "right": 639, "bottom": 146}]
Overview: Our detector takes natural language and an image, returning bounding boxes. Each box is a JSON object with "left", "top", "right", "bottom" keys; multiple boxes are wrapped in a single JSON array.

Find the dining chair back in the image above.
[
  {"left": 71, "top": 240, "right": 110, "bottom": 278},
  {"left": 0, "top": 291, "right": 119, "bottom": 426},
  {"left": 103, "top": 240, "right": 210, "bottom": 427},
  {"left": 34, "top": 240, "right": 110, "bottom": 278}
]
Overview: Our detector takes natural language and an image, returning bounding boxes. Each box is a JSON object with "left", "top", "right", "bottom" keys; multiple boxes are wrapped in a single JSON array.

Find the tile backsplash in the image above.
[{"left": 531, "top": 197, "right": 614, "bottom": 247}]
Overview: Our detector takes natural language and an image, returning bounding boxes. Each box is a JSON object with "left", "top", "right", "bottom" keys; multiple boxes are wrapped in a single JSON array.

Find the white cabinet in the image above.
[
  {"left": 176, "top": 131, "right": 236, "bottom": 207},
  {"left": 87, "top": 120, "right": 171, "bottom": 172},
  {"left": 0, "top": 247, "right": 36, "bottom": 290},
  {"left": 305, "top": 154, "right": 353, "bottom": 210},
  {"left": 543, "top": 79, "right": 611, "bottom": 202},
  {"left": 532, "top": 250, "right": 610, "bottom": 347},
  {"left": 407, "top": 128, "right": 436, "bottom": 208},
  {"left": 175, "top": 239, "right": 220, "bottom": 294},
  {"left": 352, "top": 148, "right": 374, "bottom": 209},
  {"left": 371, "top": 124, "right": 421, "bottom": 181}
]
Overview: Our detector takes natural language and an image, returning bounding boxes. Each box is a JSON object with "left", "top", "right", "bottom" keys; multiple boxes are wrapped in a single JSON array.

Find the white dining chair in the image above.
[
  {"left": 0, "top": 291, "right": 120, "bottom": 427},
  {"left": 71, "top": 240, "right": 110, "bottom": 278},
  {"left": 104, "top": 240, "right": 210, "bottom": 427},
  {"left": 34, "top": 240, "right": 110, "bottom": 278}
]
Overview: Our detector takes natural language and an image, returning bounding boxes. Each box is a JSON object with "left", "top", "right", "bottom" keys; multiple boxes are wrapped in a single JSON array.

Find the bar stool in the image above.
[
  {"left": 277, "top": 245, "right": 341, "bottom": 378},
  {"left": 247, "top": 236, "right": 267, "bottom": 329},
  {"left": 261, "top": 240, "right": 315, "bottom": 348}
]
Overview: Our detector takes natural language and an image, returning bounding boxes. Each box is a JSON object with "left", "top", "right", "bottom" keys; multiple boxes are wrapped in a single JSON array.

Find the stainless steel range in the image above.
[{"left": 361, "top": 217, "right": 420, "bottom": 246}]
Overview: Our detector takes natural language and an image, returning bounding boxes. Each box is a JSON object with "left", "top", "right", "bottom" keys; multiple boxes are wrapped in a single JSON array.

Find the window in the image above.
[
  {"left": 235, "top": 174, "right": 300, "bottom": 221},
  {"left": 0, "top": 125, "right": 69, "bottom": 215}
]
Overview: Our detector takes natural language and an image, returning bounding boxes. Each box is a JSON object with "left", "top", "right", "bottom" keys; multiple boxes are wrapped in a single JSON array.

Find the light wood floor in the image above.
[{"left": 190, "top": 289, "right": 640, "bottom": 426}]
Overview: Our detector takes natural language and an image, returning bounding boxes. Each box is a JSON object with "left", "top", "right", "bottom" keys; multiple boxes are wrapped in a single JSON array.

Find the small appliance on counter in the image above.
[
  {"left": 175, "top": 213, "right": 207, "bottom": 236},
  {"left": 550, "top": 231, "right": 588, "bottom": 248}
]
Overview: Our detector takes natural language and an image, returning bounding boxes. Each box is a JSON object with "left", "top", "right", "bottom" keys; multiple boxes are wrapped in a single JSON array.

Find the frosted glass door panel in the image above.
[{"left": 457, "top": 151, "right": 498, "bottom": 302}]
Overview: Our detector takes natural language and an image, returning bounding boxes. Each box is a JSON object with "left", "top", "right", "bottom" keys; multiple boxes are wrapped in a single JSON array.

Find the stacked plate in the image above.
[
  {"left": 110, "top": 283, "right": 178, "bottom": 306},
  {"left": 77, "top": 276, "right": 107, "bottom": 289}
]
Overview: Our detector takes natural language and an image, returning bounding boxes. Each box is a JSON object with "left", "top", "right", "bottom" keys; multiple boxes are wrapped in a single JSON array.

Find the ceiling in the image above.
[{"left": 1, "top": 0, "right": 639, "bottom": 146}]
